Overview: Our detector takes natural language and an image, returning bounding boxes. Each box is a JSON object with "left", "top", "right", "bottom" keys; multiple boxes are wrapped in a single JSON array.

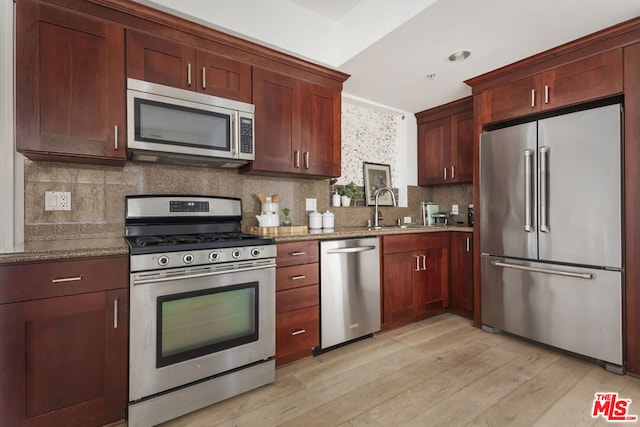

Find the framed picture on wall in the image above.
[{"left": 363, "top": 162, "right": 393, "bottom": 206}]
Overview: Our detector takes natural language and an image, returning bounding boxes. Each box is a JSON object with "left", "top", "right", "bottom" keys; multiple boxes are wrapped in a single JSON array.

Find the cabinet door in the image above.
[
  {"left": 450, "top": 232, "right": 473, "bottom": 315},
  {"left": 486, "top": 75, "right": 541, "bottom": 123},
  {"left": 126, "top": 30, "right": 195, "bottom": 90},
  {"left": 541, "top": 49, "right": 623, "bottom": 111},
  {"left": 451, "top": 110, "right": 474, "bottom": 183},
  {"left": 249, "top": 67, "right": 301, "bottom": 174},
  {"left": 300, "top": 82, "right": 341, "bottom": 177},
  {"left": 16, "top": 0, "right": 125, "bottom": 163},
  {"left": 417, "top": 118, "right": 450, "bottom": 185},
  {"left": 382, "top": 252, "right": 414, "bottom": 327},
  {"left": 0, "top": 289, "right": 128, "bottom": 427},
  {"left": 276, "top": 306, "right": 319, "bottom": 366},
  {"left": 196, "top": 50, "right": 251, "bottom": 102},
  {"left": 413, "top": 248, "right": 448, "bottom": 318}
]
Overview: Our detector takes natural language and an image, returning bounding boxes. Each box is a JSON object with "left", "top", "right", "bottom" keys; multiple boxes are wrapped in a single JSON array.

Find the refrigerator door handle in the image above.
[
  {"left": 539, "top": 146, "right": 550, "bottom": 233},
  {"left": 492, "top": 261, "right": 593, "bottom": 280},
  {"left": 524, "top": 149, "right": 534, "bottom": 232}
]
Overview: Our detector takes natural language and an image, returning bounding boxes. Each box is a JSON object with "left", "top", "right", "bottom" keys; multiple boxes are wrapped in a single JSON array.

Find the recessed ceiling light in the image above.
[{"left": 447, "top": 50, "right": 471, "bottom": 63}]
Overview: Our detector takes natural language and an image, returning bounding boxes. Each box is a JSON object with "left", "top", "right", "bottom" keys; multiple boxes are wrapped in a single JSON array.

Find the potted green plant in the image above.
[
  {"left": 281, "top": 207, "right": 292, "bottom": 226},
  {"left": 339, "top": 182, "right": 362, "bottom": 207}
]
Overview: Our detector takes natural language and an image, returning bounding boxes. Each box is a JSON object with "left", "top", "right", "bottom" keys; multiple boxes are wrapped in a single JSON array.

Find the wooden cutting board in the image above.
[{"left": 247, "top": 225, "right": 309, "bottom": 236}]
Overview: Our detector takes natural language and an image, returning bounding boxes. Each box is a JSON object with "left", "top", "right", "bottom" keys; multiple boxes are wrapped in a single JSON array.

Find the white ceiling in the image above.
[{"left": 136, "top": 0, "right": 640, "bottom": 113}]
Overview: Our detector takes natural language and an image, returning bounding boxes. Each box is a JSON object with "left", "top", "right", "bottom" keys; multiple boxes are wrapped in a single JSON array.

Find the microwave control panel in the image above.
[{"left": 240, "top": 117, "right": 253, "bottom": 154}]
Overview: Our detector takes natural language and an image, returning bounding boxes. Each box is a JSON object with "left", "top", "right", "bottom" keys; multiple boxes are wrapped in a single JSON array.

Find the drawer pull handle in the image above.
[
  {"left": 289, "top": 329, "right": 306, "bottom": 336},
  {"left": 290, "top": 275, "right": 306, "bottom": 280},
  {"left": 290, "top": 251, "right": 306, "bottom": 256},
  {"left": 51, "top": 276, "right": 83, "bottom": 284},
  {"left": 113, "top": 298, "right": 119, "bottom": 329}
]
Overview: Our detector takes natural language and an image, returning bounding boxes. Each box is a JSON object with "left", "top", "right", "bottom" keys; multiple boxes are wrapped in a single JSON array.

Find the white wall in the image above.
[{"left": 0, "top": 0, "right": 22, "bottom": 251}]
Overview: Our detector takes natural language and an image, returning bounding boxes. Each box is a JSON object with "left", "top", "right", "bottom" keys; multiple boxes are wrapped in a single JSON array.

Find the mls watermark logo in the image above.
[{"left": 592, "top": 392, "right": 638, "bottom": 422}]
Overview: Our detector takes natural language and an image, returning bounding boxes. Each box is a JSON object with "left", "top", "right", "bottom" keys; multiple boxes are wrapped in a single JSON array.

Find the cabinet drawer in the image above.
[
  {"left": 383, "top": 232, "right": 450, "bottom": 254},
  {"left": 276, "top": 263, "right": 318, "bottom": 291},
  {"left": 0, "top": 256, "right": 128, "bottom": 304},
  {"left": 276, "top": 285, "right": 319, "bottom": 314},
  {"left": 276, "top": 306, "right": 319, "bottom": 364},
  {"left": 276, "top": 241, "right": 318, "bottom": 267}
]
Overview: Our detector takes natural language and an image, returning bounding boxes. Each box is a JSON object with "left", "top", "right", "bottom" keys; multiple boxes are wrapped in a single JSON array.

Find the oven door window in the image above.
[
  {"left": 156, "top": 282, "right": 258, "bottom": 368},
  {"left": 135, "top": 98, "right": 231, "bottom": 151}
]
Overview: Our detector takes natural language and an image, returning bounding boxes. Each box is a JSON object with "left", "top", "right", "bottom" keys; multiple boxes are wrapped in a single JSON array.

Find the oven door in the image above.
[{"left": 129, "top": 264, "right": 275, "bottom": 401}]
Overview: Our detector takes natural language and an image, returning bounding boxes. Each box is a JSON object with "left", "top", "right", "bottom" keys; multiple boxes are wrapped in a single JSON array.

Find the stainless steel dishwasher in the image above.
[{"left": 320, "top": 237, "right": 380, "bottom": 349}]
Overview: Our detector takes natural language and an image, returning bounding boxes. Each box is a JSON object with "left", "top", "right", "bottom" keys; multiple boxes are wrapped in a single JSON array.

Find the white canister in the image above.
[
  {"left": 332, "top": 191, "right": 341, "bottom": 207},
  {"left": 322, "top": 211, "right": 335, "bottom": 229},
  {"left": 309, "top": 212, "right": 322, "bottom": 229}
]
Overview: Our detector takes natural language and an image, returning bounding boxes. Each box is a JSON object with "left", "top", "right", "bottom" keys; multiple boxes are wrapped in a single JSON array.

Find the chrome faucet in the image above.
[{"left": 373, "top": 186, "right": 397, "bottom": 228}]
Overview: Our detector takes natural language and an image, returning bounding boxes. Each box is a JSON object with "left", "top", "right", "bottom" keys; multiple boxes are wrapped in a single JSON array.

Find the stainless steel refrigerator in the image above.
[{"left": 479, "top": 103, "right": 623, "bottom": 372}]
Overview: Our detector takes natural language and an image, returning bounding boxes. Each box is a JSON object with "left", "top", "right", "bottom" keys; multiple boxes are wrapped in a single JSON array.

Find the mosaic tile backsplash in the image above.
[{"left": 339, "top": 102, "right": 400, "bottom": 188}]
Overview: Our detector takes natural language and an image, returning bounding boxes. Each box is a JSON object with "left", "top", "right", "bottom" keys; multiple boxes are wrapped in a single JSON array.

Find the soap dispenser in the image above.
[{"left": 332, "top": 189, "right": 341, "bottom": 207}]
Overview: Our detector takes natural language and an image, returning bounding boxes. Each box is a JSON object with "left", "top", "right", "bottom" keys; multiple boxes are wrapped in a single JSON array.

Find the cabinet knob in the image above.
[
  {"left": 289, "top": 329, "right": 306, "bottom": 336},
  {"left": 187, "top": 63, "right": 192, "bottom": 86},
  {"left": 114, "top": 125, "right": 119, "bottom": 150},
  {"left": 202, "top": 67, "right": 206, "bottom": 89}
]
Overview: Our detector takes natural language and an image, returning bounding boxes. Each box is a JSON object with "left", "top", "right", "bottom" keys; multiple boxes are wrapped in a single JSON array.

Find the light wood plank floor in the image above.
[{"left": 160, "top": 313, "right": 640, "bottom": 427}]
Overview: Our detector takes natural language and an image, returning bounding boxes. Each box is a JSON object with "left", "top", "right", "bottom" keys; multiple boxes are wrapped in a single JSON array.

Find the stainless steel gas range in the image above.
[{"left": 125, "top": 195, "right": 276, "bottom": 427}]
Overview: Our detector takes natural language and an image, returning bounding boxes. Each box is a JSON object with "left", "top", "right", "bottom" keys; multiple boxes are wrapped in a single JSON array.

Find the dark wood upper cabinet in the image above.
[
  {"left": 126, "top": 29, "right": 195, "bottom": 90},
  {"left": 485, "top": 49, "right": 623, "bottom": 123},
  {"left": 242, "top": 67, "right": 341, "bottom": 178},
  {"left": 416, "top": 96, "right": 473, "bottom": 185},
  {"left": 126, "top": 30, "right": 251, "bottom": 102},
  {"left": 16, "top": 0, "right": 126, "bottom": 164}
]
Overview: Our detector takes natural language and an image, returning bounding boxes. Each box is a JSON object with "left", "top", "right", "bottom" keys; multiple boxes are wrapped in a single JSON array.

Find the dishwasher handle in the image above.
[{"left": 325, "top": 245, "right": 377, "bottom": 255}]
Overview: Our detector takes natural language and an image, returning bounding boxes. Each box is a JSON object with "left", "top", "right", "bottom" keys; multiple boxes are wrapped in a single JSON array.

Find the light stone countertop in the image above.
[
  {"left": 0, "top": 226, "right": 473, "bottom": 264},
  {"left": 0, "top": 238, "right": 129, "bottom": 264},
  {"left": 270, "top": 225, "right": 473, "bottom": 242}
]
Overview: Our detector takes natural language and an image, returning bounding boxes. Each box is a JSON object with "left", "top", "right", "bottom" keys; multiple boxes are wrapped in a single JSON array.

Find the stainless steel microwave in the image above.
[{"left": 126, "top": 78, "right": 255, "bottom": 168}]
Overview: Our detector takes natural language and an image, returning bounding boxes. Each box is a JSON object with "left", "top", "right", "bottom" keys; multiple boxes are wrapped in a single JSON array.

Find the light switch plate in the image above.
[
  {"left": 305, "top": 198, "right": 317, "bottom": 211},
  {"left": 451, "top": 204, "right": 459, "bottom": 215},
  {"left": 403, "top": 216, "right": 412, "bottom": 224},
  {"left": 45, "top": 191, "right": 71, "bottom": 211}
]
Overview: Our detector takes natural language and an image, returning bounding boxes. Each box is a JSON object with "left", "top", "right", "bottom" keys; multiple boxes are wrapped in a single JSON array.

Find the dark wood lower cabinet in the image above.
[
  {"left": 0, "top": 257, "right": 128, "bottom": 427},
  {"left": 381, "top": 233, "right": 450, "bottom": 330},
  {"left": 449, "top": 232, "right": 474, "bottom": 318},
  {"left": 275, "top": 241, "right": 320, "bottom": 366}
]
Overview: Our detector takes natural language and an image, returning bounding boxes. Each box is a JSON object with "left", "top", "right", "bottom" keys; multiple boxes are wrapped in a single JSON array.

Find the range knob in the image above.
[
  {"left": 183, "top": 253, "right": 194, "bottom": 264},
  {"left": 208, "top": 251, "right": 220, "bottom": 262},
  {"left": 231, "top": 249, "right": 242, "bottom": 259},
  {"left": 157, "top": 255, "right": 170, "bottom": 266},
  {"left": 250, "top": 248, "right": 261, "bottom": 257}
]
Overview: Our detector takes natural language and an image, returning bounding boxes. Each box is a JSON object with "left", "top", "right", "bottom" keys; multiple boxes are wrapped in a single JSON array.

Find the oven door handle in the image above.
[{"left": 132, "top": 263, "right": 275, "bottom": 285}]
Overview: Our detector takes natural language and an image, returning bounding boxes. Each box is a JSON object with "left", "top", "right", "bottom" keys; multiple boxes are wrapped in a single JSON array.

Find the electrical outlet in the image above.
[
  {"left": 451, "top": 204, "right": 459, "bottom": 215},
  {"left": 403, "top": 216, "right": 412, "bottom": 224},
  {"left": 45, "top": 191, "right": 71, "bottom": 211},
  {"left": 305, "top": 198, "right": 317, "bottom": 212}
]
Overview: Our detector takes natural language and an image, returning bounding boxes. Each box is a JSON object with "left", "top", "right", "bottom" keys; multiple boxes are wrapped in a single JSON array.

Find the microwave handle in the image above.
[{"left": 231, "top": 115, "right": 237, "bottom": 155}]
